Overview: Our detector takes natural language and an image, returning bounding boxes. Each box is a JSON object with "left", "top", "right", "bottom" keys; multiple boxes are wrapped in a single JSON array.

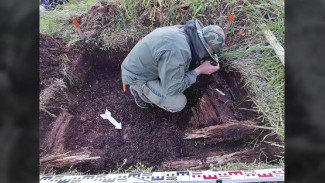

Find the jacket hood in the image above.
[{"left": 183, "top": 20, "right": 210, "bottom": 70}]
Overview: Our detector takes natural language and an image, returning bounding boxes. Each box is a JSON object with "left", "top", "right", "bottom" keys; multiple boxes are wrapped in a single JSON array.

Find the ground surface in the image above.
[{"left": 39, "top": 33, "right": 282, "bottom": 173}]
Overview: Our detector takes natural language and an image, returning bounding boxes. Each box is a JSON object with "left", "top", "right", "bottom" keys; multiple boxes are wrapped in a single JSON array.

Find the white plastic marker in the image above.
[
  {"left": 100, "top": 109, "right": 122, "bottom": 129},
  {"left": 215, "top": 88, "right": 226, "bottom": 96}
]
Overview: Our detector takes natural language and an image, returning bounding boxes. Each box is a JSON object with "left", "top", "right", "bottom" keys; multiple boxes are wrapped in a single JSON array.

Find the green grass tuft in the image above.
[{"left": 210, "top": 161, "right": 284, "bottom": 171}]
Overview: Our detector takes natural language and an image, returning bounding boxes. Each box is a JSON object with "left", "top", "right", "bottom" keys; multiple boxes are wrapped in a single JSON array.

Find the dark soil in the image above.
[
  {"left": 39, "top": 34, "right": 65, "bottom": 91},
  {"left": 39, "top": 34, "right": 282, "bottom": 173},
  {"left": 39, "top": 34, "right": 82, "bottom": 151},
  {"left": 63, "top": 49, "right": 215, "bottom": 172}
]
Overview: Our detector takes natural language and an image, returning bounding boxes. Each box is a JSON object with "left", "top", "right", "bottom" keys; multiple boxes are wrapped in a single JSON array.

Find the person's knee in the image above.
[
  {"left": 165, "top": 94, "right": 187, "bottom": 112},
  {"left": 178, "top": 94, "right": 187, "bottom": 110}
]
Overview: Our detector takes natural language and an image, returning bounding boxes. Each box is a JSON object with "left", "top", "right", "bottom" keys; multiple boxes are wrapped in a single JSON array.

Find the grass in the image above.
[
  {"left": 218, "top": 0, "right": 284, "bottom": 140},
  {"left": 124, "top": 162, "right": 153, "bottom": 173},
  {"left": 40, "top": 0, "right": 98, "bottom": 45},
  {"left": 41, "top": 162, "right": 153, "bottom": 176},
  {"left": 209, "top": 161, "right": 284, "bottom": 171},
  {"left": 60, "top": 54, "right": 78, "bottom": 87},
  {"left": 41, "top": 167, "right": 84, "bottom": 176},
  {"left": 40, "top": 0, "right": 96, "bottom": 33}
]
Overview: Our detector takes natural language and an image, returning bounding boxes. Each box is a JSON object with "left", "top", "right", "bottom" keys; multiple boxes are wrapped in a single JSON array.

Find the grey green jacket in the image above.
[{"left": 121, "top": 25, "right": 198, "bottom": 96}]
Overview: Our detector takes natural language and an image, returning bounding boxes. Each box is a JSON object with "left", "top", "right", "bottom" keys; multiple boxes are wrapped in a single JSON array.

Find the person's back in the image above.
[
  {"left": 121, "top": 25, "right": 191, "bottom": 84},
  {"left": 121, "top": 20, "right": 225, "bottom": 112}
]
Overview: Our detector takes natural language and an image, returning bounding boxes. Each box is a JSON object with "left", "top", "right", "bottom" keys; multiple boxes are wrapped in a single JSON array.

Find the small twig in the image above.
[
  {"left": 40, "top": 107, "right": 57, "bottom": 118},
  {"left": 264, "top": 141, "right": 285, "bottom": 148},
  {"left": 261, "top": 131, "right": 277, "bottom": 142}
]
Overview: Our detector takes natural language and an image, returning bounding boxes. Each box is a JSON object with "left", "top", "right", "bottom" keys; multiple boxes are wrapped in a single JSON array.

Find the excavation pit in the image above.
[{"left": 39, "top": 34, "right": 281, "bottom": 173}]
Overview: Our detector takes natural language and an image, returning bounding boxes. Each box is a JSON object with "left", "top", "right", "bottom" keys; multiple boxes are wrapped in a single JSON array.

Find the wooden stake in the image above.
[{"left": 261, "top": 23, "right": 284, "bottom": 65}]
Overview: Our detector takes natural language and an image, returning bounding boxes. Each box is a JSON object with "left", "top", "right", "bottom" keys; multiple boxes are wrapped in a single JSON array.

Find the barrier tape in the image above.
[{"left": 40, "top": 168, "right": 284, "bottom": 183}]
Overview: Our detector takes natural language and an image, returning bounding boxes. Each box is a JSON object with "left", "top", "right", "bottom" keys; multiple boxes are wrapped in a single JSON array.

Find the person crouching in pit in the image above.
[{"left": 121, "top": 20, "right": 225, "bottom": 112}]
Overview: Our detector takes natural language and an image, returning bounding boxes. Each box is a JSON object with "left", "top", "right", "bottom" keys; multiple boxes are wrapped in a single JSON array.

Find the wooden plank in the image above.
[
  {"left": 40, "top": 150, "right": 100, "bottom": 171},
  {"left": 261, "top": 24, "right": 285, "bottom": 65}
]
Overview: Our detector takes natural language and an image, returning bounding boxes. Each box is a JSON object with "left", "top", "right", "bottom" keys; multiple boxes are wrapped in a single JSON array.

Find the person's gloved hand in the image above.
[{"left": 194, "top": 61, "right": 220, "bottom": 75}]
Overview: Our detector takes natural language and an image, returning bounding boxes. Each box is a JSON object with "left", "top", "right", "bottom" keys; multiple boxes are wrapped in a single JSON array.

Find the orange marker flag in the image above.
[
  {"left": 72, "top": 17, "right": 80, "bottom": 28},
  {"left": 123, "top": 84, "right": 127, "bottom": 92},
  {"left": 72, "top": 17, "right": 85, "bottom": 40},
  {"left": 228, "top": 13, "right": 235, "bottom": 24},
  {"left": 224, "top": 13, "right": 235, "bottom": 31}
]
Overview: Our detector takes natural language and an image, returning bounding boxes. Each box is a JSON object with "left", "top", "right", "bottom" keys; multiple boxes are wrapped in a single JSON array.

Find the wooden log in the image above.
[
  {"left": 191, "top": 107, "right": 200, "bottom": 127},
  {"left": 40, "top": 150, "right": 100, "bottom": 171},
  {"left": 206, "top": 89, "right": 236, "bottom": 122},
  {"left": 183, "top": 121, "right": 257, "bottom": 143},
  {"left": 191, "top": 93, "right": 221, "bottom": 128},
  {"left": 200, "top": 94, "right": 220, "bottom": 125},
  {"left": 160, "top": 149, "right": 255, "bottom": 171},
  {"left": 42, "top": 110, "right": 73, "bottom": 153}
]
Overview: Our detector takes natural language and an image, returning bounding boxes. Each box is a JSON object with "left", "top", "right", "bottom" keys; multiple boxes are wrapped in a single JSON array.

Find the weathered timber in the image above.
[
  {"left": 40, "top": 150, "right": 100, "bottom": 171},
  {"left": 184, "top": 121, "right": 257, "bottom": 143},
  {"left": 160, "top": 149, "right": 255, "bottom": 170},
  {"left": 43, "top": 110, "right": 73, "bottom": 153},
  {"left": 206, "top": 88, "right": 236, "bottom": 122},
  {"left": 191, "top": 93, "right": 221, "bottom": 128}
]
